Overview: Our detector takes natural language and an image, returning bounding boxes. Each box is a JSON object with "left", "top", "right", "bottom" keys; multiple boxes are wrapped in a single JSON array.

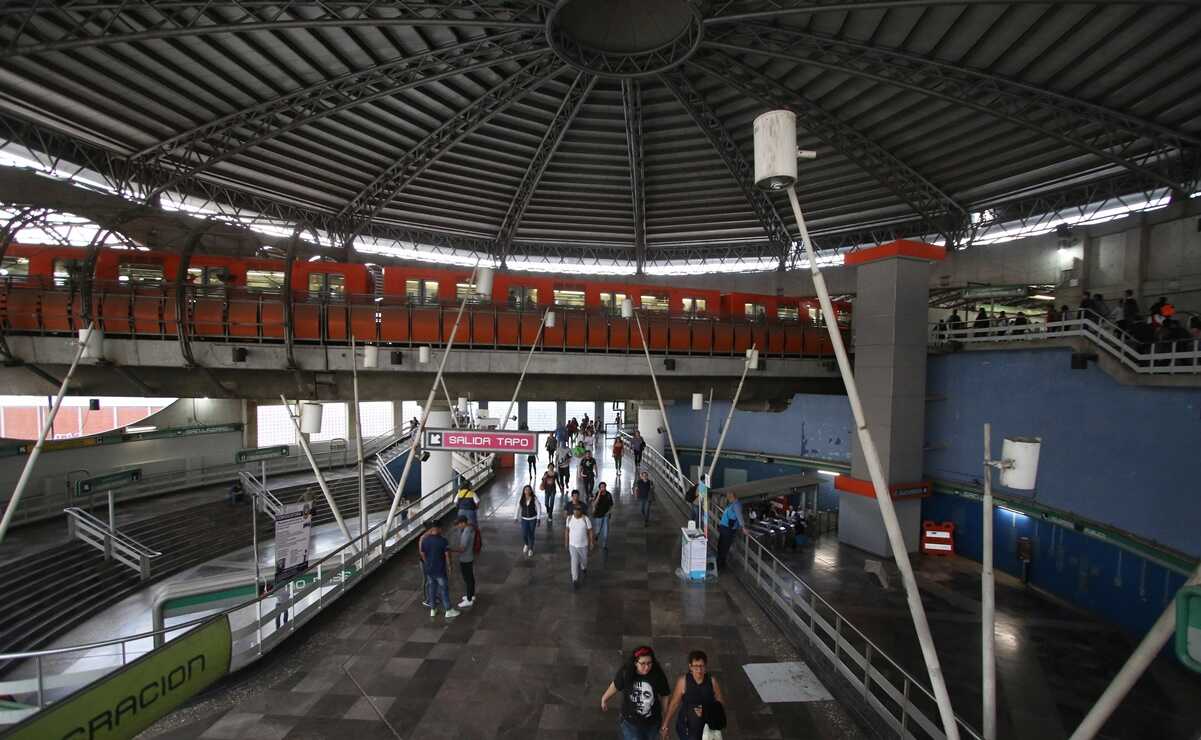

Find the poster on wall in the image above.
[{"left": 273, "top": 502, "right": 313, "bottom": 586}]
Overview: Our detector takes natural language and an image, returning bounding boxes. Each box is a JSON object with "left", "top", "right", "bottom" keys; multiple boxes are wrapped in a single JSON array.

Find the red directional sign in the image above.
[{"left": 423, "top": 428, "right": 537, "bottom": 454}]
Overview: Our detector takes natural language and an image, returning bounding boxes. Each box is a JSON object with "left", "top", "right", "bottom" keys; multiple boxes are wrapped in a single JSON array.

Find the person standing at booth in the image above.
[{"left": 716, "top": 491, "right": 746, "bottom": 570}]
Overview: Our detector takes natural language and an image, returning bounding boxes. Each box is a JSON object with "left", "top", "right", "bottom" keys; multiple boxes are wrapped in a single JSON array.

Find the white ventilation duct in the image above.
[
  {"left": 476, "top": 266, "right": 494, "bottom": 298},
  {"left": 419, "top": 346, "right": 431, "bottom": 364},
  {"left": 1000, "top": 437, "right": 1042, "bottom": 490},
  {"left": 79, "top": 327, "right": 104, "bottom": 360},
  {"left": 299, "top": 402, "right": 323, "bottom": 434},
  {"left": 362, "top": 345, "right": 379, "bottom": 368}
]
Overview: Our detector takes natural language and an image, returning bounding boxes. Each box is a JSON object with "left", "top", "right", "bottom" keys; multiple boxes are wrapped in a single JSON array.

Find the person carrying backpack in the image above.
[
  {"left": 451, "top": 515, "right": 479, "bottom": 608},
  {"left": 545, "top": 433, "right": 558, "bottom": 467},
  {"left": 540, "top": 466, "right": 559, "bottom": 523},
  {"left": 635, "top": 470, "right": 654, "bottom": 525},
  {"left": 456, "top": 486, "right": 480, "bottom": 526}
]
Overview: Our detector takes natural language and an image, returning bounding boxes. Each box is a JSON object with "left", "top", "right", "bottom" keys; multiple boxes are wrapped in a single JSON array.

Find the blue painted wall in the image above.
[
  {"left": 925, "top": 348, "right": 1201, "bottom": 558},
  {"left": 666, "top": 393, "right": 853, "bottom": 462},
  {"left": 923, "top": 493, "right": 1188, "bottom": 640}
]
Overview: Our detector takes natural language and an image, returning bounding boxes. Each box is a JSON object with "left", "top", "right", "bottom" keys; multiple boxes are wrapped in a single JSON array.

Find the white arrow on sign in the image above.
[{"left": 428, "top": 432, "right": 442, "bottom": 446}]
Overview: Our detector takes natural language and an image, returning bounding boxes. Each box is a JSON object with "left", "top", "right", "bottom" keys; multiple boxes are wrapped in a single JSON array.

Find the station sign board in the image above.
[
  {"left": 236, "top": 445, "right": 290, "bottom": 464},
  {"left": 75, "top": 468, "right": 143, "bottom": 496},
  {"left": 423, "top": 428, "right": 536, "bottom": 454}
]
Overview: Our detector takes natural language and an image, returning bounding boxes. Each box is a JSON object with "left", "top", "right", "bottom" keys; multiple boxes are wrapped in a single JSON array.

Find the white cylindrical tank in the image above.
[
  {"left": 476, "top": 266, "right": 494, "bottom": 298},
  {"left": 753, "top": 110, "right": 797, "bottom": 190},
  {"left": 457, "top": 396, "right": 468, "bottom": 414},
  {"left": 545, "top": 310, "right": 556, "bottom": 328},
  {"left": 1000, "top": 437, "right": 1041, "bottom": 490},
  {"left": 299, "top": 401, "right": 323, "bottom": 434},
  {"left": 418, "top": 346, "right": 431, "bottom": 364},
  {"left": 692, "top": 393, "right": 704, "bottom": 411},
  {"left": 746, "top": 347, "right": 759, "bottom": 369},
  {"left": 362, "top": 344, "right": 379, "bottom": 368},
  {"left": 79, "top": 327, "right": 104, "bottom": 360},
  {"left": 621, "top": 298, "right": 633, "bottom": 319}
]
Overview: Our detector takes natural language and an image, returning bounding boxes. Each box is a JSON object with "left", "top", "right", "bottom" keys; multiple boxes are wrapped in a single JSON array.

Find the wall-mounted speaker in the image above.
[
  {"left": 663, "top": 358, "right": 676, "bottom": 371},
  {"left": 391, "top": 351, "right": 404, "bottom": 365},
  {"left": 232, "top": 347, "right": 248, "bottom": 363},
  {"left": 88, "top": 398, "right": 100, "bottom": 411}
]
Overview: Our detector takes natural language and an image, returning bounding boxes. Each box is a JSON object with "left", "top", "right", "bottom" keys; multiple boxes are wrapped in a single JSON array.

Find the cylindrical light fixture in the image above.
[
  {"left": 753, "top": 110, "right": 797, "bottom": 191},
  {"left": 545, "top": 310, "right": 556, "bottom": 328},
  {"left": 362, "top": 344, "right": 379, "bottom": 368},
  {"left": 299, "top": 401, "right": 323, "bottom": 434},
  {"left": 79, "top": 327, "right": 105, "bottom": 360},
  {"left": 691, "top": 393, "right": 704, "bottom": 411},
  {"left": 457, "top": 396, "right": 468, "bottom": 414},
  {"left": 999, "top": 437, "right": 1042, "bottom": 490},
  {"left": 418, "top": 346, "right": 431, "bottom": 364},
  {"left": 476, "top": 266, "right": 494, "bottom": 298},
  {"left": 621, "top": 298, "right": 633, "bottom": 319},
  {"left": 746, "top": 348, "right": 759, "bottom": 369}
]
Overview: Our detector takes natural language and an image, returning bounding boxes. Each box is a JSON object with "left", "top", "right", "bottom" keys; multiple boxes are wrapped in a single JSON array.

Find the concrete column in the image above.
[
  {"left": 636, "top": 405, "right": 663, "bottom": 455},
  {"left": 392, "top": 400, "right": 404, "bottom": 434},
  {"left": 517, "top": 400, "right": 529, "bottom": 431},
  {"left": 422, "top": 403, "right": 453, "bottom": 499},
  {"left": 555, "top": 400, "right": 566, "bottom": 430},
  {"left": 243, "top": 399, "right": 257, "bottom": 448},
  {"left": 837, "top": 242, "right": 943, "bottom": 557}
]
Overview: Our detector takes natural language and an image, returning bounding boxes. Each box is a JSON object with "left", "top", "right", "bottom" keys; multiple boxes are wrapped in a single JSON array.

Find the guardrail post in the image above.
[
  {"left": 899, "top": 679, "right": 911, "bottom": 737},
  {"left": 103, "top": 530, "right": 113, "bottom": 562},
  {"left": 36, "top": 655, "right": 44, "bottom": 707},
  {"left": 139, "top": 552, "right": 150, "bottom": 581},
  {"left": 864, "top": 643, "right": 873, "bottom": 701}
]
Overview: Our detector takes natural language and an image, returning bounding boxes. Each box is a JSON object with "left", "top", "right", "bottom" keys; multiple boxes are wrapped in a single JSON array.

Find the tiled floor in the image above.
[{"left": 144, "top": 450, "right": 864, "bottom": 739}]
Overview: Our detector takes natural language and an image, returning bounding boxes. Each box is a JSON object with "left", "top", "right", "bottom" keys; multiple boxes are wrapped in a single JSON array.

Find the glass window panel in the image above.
[
  {"left": 118, "top": 263, "right": 163, "bottom": 284},
  {"left": 401, "top": 401, "right": 425, "bottom": 430},
  {"left": 456, "top": 282, "right": 483, "bottom": 303},
  {"left": 256, "top": 404, "right": 296, "bottom": 447},
  {"left": 603, "top": 402, "right": 625, "bottom": 432},
  {"left": 526, "top": 401, "right": 557, "bottom": 431},
  {"left": 0, "top": 257, "right": 29, "bottom": 277},
  {"left": 640, "top": 294, "right": 669, "bottom": 312},
  {"left": 308, "top": 272, "right": 345, "bottom": 296},
  {"left": 311, "top": 402, "right": 348, "bottom": 442},
  {"left": 744, "top": 302, "right": 766, "bottom": 319},
  {"left": 553, "top": 289, "right": 586, "bottom": 308},
  {"left": 600, "top": 292, "right": 627, "bottom": 315},
  {"left": 52, "top": 258, "right": 83, "bottom": 286},
  {"left": 406, "top": 279, "right": 439, "bottom": 305},
  {"left": 246, "top": 270, "right": 285, "bottom": 290},
  {"left": 484, "top": 400, "right": 515, "bottom": 429},
  {"left": 358, "top": 401, "right": 394, "bottom": 439},
  {"left": 682, "top": 297, "right": 707, "bottom": 313},
  {"left": 507, "top": 286, "right": 539, "bottom": 308},
  {"left": 778, "top": 306, "right": 799, "bottom": 321}
]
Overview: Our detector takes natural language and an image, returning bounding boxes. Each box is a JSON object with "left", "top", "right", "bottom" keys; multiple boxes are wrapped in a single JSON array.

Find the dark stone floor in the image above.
[{"left": 143, "top": 453, "right": 864, "bottom": 740}]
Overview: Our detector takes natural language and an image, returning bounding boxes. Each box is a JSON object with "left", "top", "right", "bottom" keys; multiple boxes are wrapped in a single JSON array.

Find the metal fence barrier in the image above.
[
  {"left": 0, "top": 453, "right": 494, "bottom": 725},
  {"left": 627, "top": 435, "right": 982, "bottom": 740}
]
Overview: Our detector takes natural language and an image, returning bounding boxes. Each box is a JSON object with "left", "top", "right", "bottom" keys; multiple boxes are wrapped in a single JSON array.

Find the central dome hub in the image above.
[{"left": 546, "top": 0, "right": 703, "bottom": 78}]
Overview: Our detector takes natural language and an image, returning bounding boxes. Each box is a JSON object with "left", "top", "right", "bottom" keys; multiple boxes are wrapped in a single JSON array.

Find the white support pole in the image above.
[
  {"left": 0, "top": 322, "right": 94, "bottom": 545},
  {"left": 982, "top": 423, "right": 997, "bottom": 740},
  {"left": 350, "top": 335, "right": 367, "bottom": 543},
  {"left": 786, "top": 186, "right": 960, "bottom": 740},
  {"left": 633, "top": 313, "right": 687, "bottom": 495},
  {"left": 1069, "top": 560, "right": 1201, "bottom": 740},
  {"left": 439, "top": 376, "right": 460, "bottom": 428},
  {"left": 382, "top": 262, "right": 480, "bottom": 540},
  {"left": 280, "top": 394, "right": 358, "bottom": 552},
  {"left": 499, "top": 309, "right": 551, "bottom": 435},
  {"left": 705, "top": 350, "right": 753, "bottom": 485},
  {"left": 698, "top": 387, "right": 714, "bottom": 536}
]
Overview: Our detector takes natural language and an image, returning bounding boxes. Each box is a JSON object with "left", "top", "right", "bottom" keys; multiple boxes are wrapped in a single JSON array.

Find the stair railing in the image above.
[{"left": 63, "top": 507, "right": 161, "bottom": 581}]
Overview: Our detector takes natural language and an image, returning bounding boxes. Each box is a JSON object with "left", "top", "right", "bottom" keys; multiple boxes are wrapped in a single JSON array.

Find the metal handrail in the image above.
[
  {"left": 932, "top": 310, "right": 1201, "bottom": 375},
  {"left": 238, "top": 471, "right": 283, "bottom": 517},
  {"left": 0, "top": 455, "right": 495, "bottom": 716},
  {"left": 62, "top": 507, "right": 161, "bottom": 559},
  {"left": 626, "top": 435, "right": 983, "bottom": 740}
]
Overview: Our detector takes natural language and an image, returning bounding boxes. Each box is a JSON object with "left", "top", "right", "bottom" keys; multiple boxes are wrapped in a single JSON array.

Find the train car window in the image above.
[
  {"left": 456, "top": 282, "right": 484, "bottom": 303},
  {"left": 406, "top": 279, "right": 439, "bottom": 305},
  {"left": 777, "top": 305, "right": 799, "bottom": 321},
  {"left": 0, "top": 256, "right": 29, "bottom": 277},
  {"left": 744, "top": 302, "right": 766, "bottom": 320},
  {"left": 187, "top": 266, "right": 229, "bottom": 288},
  {"left": 808, "top": 306, "right": 824, "bottom": 326},
  {"left": 553, "top": 289, "right": 585, "bottom": 308},
  {"left": 681, "top": 297, "right": 708, "bottom": 314},
  {"left": 506, "top": 285, "right": 538, "bottom": 308},
  {"left": 640, "top": 294, "right": 669, "bottom": 312},
  {"left": 246, "top": 270, "right": 285, "bottom": 290},
  {"left": 53, "top": 258, "right": 83, "bottom": 286},
  {"left": 308, "top": 272, "right": 346, "bottom": 296},
  {"left": 600, "top": 291, "right": 627, "bottom": 315},
  {"left": 118, "top": 263, "right": 164, "bottom": 285}
]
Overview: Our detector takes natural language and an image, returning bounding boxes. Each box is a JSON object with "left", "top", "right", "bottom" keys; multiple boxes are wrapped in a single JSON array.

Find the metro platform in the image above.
[{"left": 141, "top": 453, "right": 865, "bottom": 740}]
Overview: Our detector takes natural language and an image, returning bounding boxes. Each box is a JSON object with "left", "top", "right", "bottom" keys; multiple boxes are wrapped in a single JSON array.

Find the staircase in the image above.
[{"left": 0, "top": 471, "right": 392, "bottom": 673}]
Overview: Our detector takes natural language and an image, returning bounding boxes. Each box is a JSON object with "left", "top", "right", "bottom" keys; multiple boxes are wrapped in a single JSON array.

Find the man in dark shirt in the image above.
[
  {"left": 634, "top": 471, "right": 654, "bottom": 525},
  {"left": 419, "top": 523, "right": 459, "bottom": 619},
  {"left": 578, "top": 450, "right": 597, "bottom": 500},
  {"left": 592, "top": 481, "right": 614, "bottom": 550}
]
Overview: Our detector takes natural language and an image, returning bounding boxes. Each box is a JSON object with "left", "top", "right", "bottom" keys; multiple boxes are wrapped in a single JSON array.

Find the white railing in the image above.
[
  {"left": 373, "top": 454, "right": 399, "bottom": 493},
  {"left": 63, "top": 507, "right": 161, "bottom": 581},
  {"left": 626, "top": 435, "right": 982, "bottom": 740},
  {"left": 238, "top": 471, "right": 283, "bottom": 518},
  {"left": 0, "top": 454, "right": 495, "bottom": 722},
  {"left": 932, "top": 310, "right": 1201, "bottom": 375}
]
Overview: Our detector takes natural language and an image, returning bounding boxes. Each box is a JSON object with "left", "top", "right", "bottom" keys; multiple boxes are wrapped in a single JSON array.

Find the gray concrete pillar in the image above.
[
  {"left": 555, "top": 400, "right": 566, "bottom": 430},
  {"left": 517, "top": 400, "right": 529, "bottom": 430},
  {"left": 422, "top": 402, "right": 453, "bottom": 499},
  {"left": 836, "top": 242, "right": 943, "bottom": 557}
]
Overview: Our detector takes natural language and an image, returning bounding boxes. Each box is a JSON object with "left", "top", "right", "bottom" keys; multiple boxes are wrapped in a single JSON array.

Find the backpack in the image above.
[{"left": 472, "top": 525, "right": 483, "bottom": 555}]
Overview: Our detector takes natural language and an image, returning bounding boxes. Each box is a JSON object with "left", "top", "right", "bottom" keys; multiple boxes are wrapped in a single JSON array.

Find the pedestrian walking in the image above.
[
  {"left": 579, "top": 449, "right": 597, "bottom": 500},
  {"left": 419, "top": 522, "right": 459, "bottom": 619},
  {"left": 451, "top": 515, "right": 478, "bottom": 608},
  {"left": 545, "top": 432, "right": 558, "bottom": 467},
  {"left": 662, "top": 650, "right": 726, "bottom": 740},
  {"left": 716, "top": 491, "right": 747, "bottom": 570},
  {"left": 634, "top": 470, "right": 654, "bottom": 525},
  {"left": 565, "top": 489, "right": 587, "bottom": 520},
  {"left": 540, "top": 466, "right": 558, "bottom": 523},
  {"left": 600, "top": 646, "right": 671, "bottom": 740},
  {"left": 515, "top": 484, "right": 544, "bottom": 557},
  {"left": 555, "top": 444, "right": 573, "bottom": 496},
  {"left": 455, "top": 486, "right": 480, "bottom": 526},
  {"left": 613, "top": 435, "right": 625, "bottom": 469},
  {"left": 630, "top": 430, "right": 645, "bottom": 469},
  {"left": 592, "top": 481, "right": 614, "bottom": 551},
  {"left": 526, "top": 451, "right": 538, "bottom": 481},
  {"left": 566, "top": 503, "right": 594, "bottom": 590}
]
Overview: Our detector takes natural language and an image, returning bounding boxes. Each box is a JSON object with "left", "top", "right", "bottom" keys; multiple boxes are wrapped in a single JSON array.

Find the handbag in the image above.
[{"left": 701, "top": 726, "right": 723, "bottom": 740}]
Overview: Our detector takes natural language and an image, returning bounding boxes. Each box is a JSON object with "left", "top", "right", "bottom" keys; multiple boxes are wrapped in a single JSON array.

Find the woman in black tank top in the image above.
[{"left": 662, "top": 650, "right": 726, "bottom": 739}]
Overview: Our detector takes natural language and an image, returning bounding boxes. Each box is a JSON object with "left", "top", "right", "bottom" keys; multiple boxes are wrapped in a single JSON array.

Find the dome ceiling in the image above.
[{"left": 0, "top": 1, "right": 1197, "bottom": 270}]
